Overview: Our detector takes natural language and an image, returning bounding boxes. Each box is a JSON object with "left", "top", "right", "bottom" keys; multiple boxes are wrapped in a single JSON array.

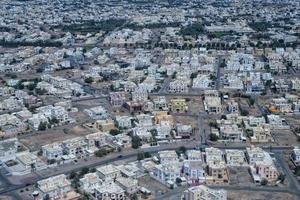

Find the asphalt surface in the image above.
[{"left": 0, "top": 143, "right": 298, "bottom": 199}]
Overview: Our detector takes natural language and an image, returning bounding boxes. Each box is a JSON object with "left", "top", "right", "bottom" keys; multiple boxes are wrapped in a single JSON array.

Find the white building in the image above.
[
  {"left": 97, "top": 164, "right": 121, "bottom": 182},
  {"left": 225, "top": 150, "right": 247, "bottom": 166},
  {"left": 169, "top": 79, "right": 189, "bottom": 93},
  {"left": 85, "top": 106, "right": 109, "bottom": 120},
  {"left": 0, "top": 138, "right": 18, "bottom": 163},
  {"left": 94, "top": 182, "right": 125, "bottom": 200},
  {"left": 79, "top": 172, "right": 102, "bottom": 194},
  {"left": 183, "top": 185, "right": 227, "bottom": 200},
  {"left": 42, "top": 142, "right": 63, "bottom": 161},
  {"left": 37, "top": 174, "right": 72, "bottom": 199},
  {"left": 150, "top": 162, "right": 181, "bottom": 186},
  {"left": 115, "top": 115, "right": 132, "bottom": 129},
  {"left": 158, "top": 150, "right": 178, "bottom": 164},
  {"left": 291, "top": 147, "right": 300, "bottom": 165}
]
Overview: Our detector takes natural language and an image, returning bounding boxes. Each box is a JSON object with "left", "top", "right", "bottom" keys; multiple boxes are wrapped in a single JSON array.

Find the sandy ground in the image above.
[
  {"left": 20, "top": 125, "right": 92, "bottom": 150},
  {"left": 272, "top": 130, "right": 299, "bottom": 146},
  {"left": 228, "top": 167, "right": 253, "bottom": 187},
  {"left": 228, "top": 190, "right": 297, "bottom": 200}
]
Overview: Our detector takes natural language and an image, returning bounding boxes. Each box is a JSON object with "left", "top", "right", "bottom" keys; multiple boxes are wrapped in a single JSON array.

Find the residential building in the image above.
[
  {"left": 205, "top": 147, "right": 228, "bottom": 184},
  {"left": 153, "top": 96, "right": 168, "bottom": 111},
  {"left": 291, "top": 147, "right": 300, "bottom": 166},
  {"left": 79, "top": 172, "right": 102, "bottom": 194},
  {"left": 192, "top": 75, "right": 212, "bottom": 89},
  {"left": 115, "top": 177, "right": 139, "bottom": 194},
  {"left": 150, "top": 162, "right": 181, "bottom": 186},
  {"left": 96, "top": 164, "right": 121, "bottom": 182},
  {"left": 204, "top": 96, "right": 222, "bottom": 114},
  {"left": 42, "top": 142, "right": 63, "bottom": 161},
  {"left": 183, "top": 159, "right": 206, "bottom": 184},
  {"left": 183, "top": 185, "right": 227, "bottom": 200},
  {"left": 109, "top": 92, "right": 126, "bottom": 107},
  {"left": 246, "top": 146, "right": 278, "bottom": 183},
  {"left": 158, "top": 150, "right": 178, "bottom": 164},
  {"left": 0, "top": 138, "right": 18, "bottom": 163},
  {"left": 219, "top": 121, "right": 243, "bottom": 142},
  {"left": 94, "top": 182, "right": 125, "bottom": 200},
  {"left": 267, "top": 114, "right": 289, "bottom": 129},
  {"left": 225, "top": 150, "right": 247, "bottom": 166},
  {"left": 168, "top": 98, "right": 188, "bottom": 113},
  {"left": 115, "top": 115, "right": 132, "bottom": 129},
  {"left": 176, "top": 124, "right": 193, "bottom": 139},
  {"left": 37, "top": 174, "right": 72, "bottom": 199},
  {"left": 85, "top": 106, "right": 109, "bottom": 120},
  {"left": 250, "top": 126, "right": 273, "bottom": 143},
  {"left": 169, "top": 79, "right": 189, "bottom": 93},
  {"left": 226, "top": 100, "right": 239, "bottom": 114},
  {"left": 95, "top": 119, "right": 115, "bottom": 132},
  {"left": 62, "top": 137, "right": 87, "bottom": 156},
  {"left": 132, "top": 87, "right": 148, "bottom": 102}
]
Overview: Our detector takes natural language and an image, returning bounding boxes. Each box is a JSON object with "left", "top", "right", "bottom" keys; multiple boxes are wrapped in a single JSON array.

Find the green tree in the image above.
[
  {"left": 35, "top": 88, "right": 47, "bottom": 95},
  {"left": 249, "top": 98, "right": 255, "bottom": 106},
  {"left": 109, "top": 129, "right": 121, "bottom": 136},
  {"left": 47, "top": 159, "right": 56, "bottom": 165},
  {"left": 38, "top": 122, "right": 47, "bottom": 131},
  {"left": 144, "top": 152, "right": 151, "bottom": 158},
  {"left": 132, "top": 136, "right": 141, "bottom": 149},
  {"left": 178, "top": 146, "right": 187, "bottom": 154},
  {"left": 294, "top": 166, "right": 300, "bottom": 176},
  {"left": 27, "top": 83, "right": 37, "bottom": 91},
  {"left": 80, "top": 167, "right": 89, "bottom": 176},
  {"left": 84, "top": 77, "right": 94, "bottom": 84},
  {"left": 210, "top": 133, "right": 219, "bottom": 141},
  {"left": 172, "top": 72, "right": 177, "bottom": 79},
  {"left": 89, "top": 168, "right": 96, "bottom": 173},
  {"left": 137, "top": 152, "right": 145, "bottom": 160},
  {"left": 176, "top": 177, "right": 182, "bottom": 184},
  {"left": 261, "top": 178, "right": 268, "bottom": 185},
  {"left": 50, "top": 117, "right": 59, "bottom": 124},
  {"left": 94, "top": 149, "right": 108, "bottom": 157},
  {"left": 69, "top": 171, "right": 77, "bottom": 179},
  {"left": 190, "top": 72, "right": 197, "bottom": 79},
  {"left": 240, "top": 109, "right": 249, "bottom": 116},
  {"left": 277, "top": 173, "right": 285, "bottom": 183}
]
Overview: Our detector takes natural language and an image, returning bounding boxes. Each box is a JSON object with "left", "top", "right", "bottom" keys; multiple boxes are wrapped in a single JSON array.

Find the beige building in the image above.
[
  {"left": 37, "top": 174, "right": 72, "bottom": 199},
  {"left": 168, "top": 98, "right": 188, "bottom": 113},
  {"left": 205, "top": 147, "right": 228, "bottom": 184},
  {"left": 183, "top": 185, "right": 227, "bottom": 200}
]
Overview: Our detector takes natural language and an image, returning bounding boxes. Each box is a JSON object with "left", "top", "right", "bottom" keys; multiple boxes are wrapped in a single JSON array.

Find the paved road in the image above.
[
  {"left": 275, "top": 153, "right": 300, "bottom": 193},
  {"left": 158, "top": 77, "right": 171, "bottom": 94},
  {"left": 150, "top": 92, "right": 203, "bottom": 97},
  {"left": 71, "top": 95, "right": 107, "bottom": 102},
  {"left": 210, "top": 184, "right": 300, "bottom": 196},
  {"left": 215, "top": 55, "right": 222, "bottom": 90},
  {"left": 0, "top": 138, "right": 297, "bottom": 200},
  {"left": 0, "top": 108, "right": 22, "bottom": 115},
  {"left": 198, "top": 112, "right": 206, "bottom": 144},
  {"left": 0, "top": 141, "right": 199, "bottom": 196}
]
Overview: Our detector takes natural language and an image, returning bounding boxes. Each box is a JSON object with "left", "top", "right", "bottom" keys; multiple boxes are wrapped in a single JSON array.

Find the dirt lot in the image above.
[
  {"left": 73, "top": 99, "right": 106, "bottom": 111},
  {"left": 174, "top": 115, "right": 197, "bottom": 128},
  {"left": 20, "top": 125, "right": 92, "bottom": 150},
  {"left": 0, "top": 196, "right": 13, "bottom": 200},
  {"left": 138, "top": 174, "right": 171, "bottom": 198},
  {"left": 238, "top": 98, "right": 260, "bottom": 116},
  {"left": 228, "top": 190, "right": 297, "bottom": 200},
  {"left": 228, "top": 167, "right": 253, "bottom": 186},
  {"left": 187, "top": 97, "right": 203, "bottom": 115},
  {"left": 272, "top": 130, "right": 299, "bottom": 146},
  {"left": 284, "top": 115, "right": 300, "bottom": 131}
]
